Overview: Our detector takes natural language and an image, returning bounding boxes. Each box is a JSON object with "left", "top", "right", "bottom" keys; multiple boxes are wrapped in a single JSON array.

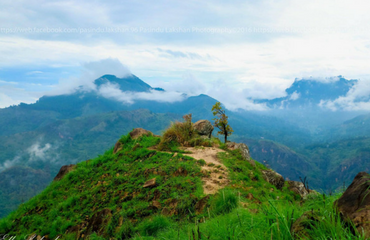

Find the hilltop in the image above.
[{"left": 0, "top": 120, "right": 315, "bottom": 239}]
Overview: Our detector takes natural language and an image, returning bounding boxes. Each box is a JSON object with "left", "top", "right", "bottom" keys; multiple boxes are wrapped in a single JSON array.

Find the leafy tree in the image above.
[{"left": 212, "top": 102, "right": 233, "bottom": 143}]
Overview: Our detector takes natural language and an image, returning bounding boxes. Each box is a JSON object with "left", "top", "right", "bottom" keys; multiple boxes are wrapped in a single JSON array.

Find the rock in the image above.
[
  {"left": 113, "top": 140, "right": 123, "bottom": 154},
  {"left": 226, "top": 142, "right": 253, "bottom": 165},
  {"left": 335, "top": 172, "right": 370, "bottom": 238},
  {"left": 129, "top": 128, "right": 154, "bottom": 139},
  {"left": 193, "top": 120, "right": 214, "bottom": 138},
  {"left": 288, "top": 180, "right": 309, "bottom": 199},
  {"left": 53, "top": 164, "right": 76, "bottom": 181},
  {"left": 262, "top": 170, "right": 285, "bottom": 190},
  {"left": 84, "top": 209, "right": 112, "bottom": 236},
  {"left": 195, "top": 196, "right": 210, "bottom": 214},
  {"left": 291, "top": 210, "right": 322, "bottom": 239},
  {"left": 152, "top": 200, "right": 161, "bottom": 209},
  {"left": 143, "top": 178, "right": 157, "bottom": 188}
]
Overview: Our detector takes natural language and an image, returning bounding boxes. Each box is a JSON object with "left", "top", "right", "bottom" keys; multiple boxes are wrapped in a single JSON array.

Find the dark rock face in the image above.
[
  {"left": 335, "top": 172, "right": 370, "bottom": 238},
  {"left": 193, "top": 120, "right": 214, "bottom": 138},
  {"left": 288, "top": 181, "right": 309, "bottom": 198},
  {"left": 129, "top": 128, "right": 154, "bottom": 139},
  {"left": 53, "top": 164, "right": 76, "bottom": 181},
  {"left": 261, "top": 170, "right": 285, "bottom": 190}
]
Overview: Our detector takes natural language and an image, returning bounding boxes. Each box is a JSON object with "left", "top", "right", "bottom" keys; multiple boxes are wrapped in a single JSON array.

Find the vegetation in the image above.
[
  {"left": 212, "top": 102, "right": 233, "bottom": 143},
  {"left": 158, "top": 114, "right": 221, "bottom": 151},
  {"left": 0, "top": 126, "right": 365, "bottom": 239}
]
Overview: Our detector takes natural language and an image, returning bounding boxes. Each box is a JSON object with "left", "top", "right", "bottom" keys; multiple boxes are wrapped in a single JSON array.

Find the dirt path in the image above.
[{"left": 181, "top": 147, "right": 229, "bottom": 194}]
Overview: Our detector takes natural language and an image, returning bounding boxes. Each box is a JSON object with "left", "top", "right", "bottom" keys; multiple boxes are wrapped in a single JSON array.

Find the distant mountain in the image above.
[
  {"left": 323, "top": 113, "right": 370, "bottom": 140},
  {"left": 256, "top": 77, "right": 361, "bottom": 133},
  {"left": 94, "top": 74, "right": 154, "bottom": 92},
  {"left": 301, "top": 137, "right": 370, "bottom": 191},
  {"left": 260, "top": 76, "right": 357, "bottom": 109}
]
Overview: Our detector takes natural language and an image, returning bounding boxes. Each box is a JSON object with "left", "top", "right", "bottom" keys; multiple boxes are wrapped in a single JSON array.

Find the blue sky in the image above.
[{"left": 2, "top": 0, "right": 370, "bottom": 110}]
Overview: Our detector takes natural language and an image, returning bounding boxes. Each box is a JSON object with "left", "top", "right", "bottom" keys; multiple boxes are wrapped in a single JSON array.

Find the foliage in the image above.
[
  {"left": 211, "top": 102, "right": 233, "bottom": 143},
  {"left": 212, "top": 189, "right": 239, "bottom": 214},
  {"left": 138, "top": 215, "right": 172, "bottom": 236},
  {"left": 158, "top": 114, "right": 195, "bottom": 151}
]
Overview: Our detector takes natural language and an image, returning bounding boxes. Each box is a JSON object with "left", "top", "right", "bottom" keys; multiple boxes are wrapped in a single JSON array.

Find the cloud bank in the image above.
[{"left": 320, "top": 80, "right": 370, "bottom": 111}]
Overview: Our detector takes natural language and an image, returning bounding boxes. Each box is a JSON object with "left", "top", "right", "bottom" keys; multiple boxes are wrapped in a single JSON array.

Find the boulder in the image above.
[
  {"left": 113, "top": 141, "right": 123, "bottom": 154},
  {"left": 143, "top": 178, "right": 157, "bottom": 188},
  {"left": 261, "top": 170, "right": 285, "bottom": 190},
  {"left": 193, "top": 120, "right": 214, "bottom": 138},
  {"left": 54, "top": 164, "right": 76, "bottom": 181},
  {"left": 335, "top": 172, "right": 370, "bottom": 238},
  {"left": 129, "top": 128, "right": 154, "bottom": 139},
  {"left": 288, "top": 180, "right": 309, "bottom": 199}
]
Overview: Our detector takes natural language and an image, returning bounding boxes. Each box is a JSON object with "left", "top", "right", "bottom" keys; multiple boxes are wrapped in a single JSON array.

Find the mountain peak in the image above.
[{"left": 94, "top": 74, "right": 153, "bottom": 92}]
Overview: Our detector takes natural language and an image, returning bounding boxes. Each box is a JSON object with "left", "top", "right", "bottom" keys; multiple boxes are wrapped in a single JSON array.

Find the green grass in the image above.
[
  {"left": 0, "top": 134, "right": 206, "bottom": 238},
  {"left": 0, "top": 133, "right": 363, "bottom": 240},
  {"left": 129, "top": 194, "right": 364, "bottom": 240}
]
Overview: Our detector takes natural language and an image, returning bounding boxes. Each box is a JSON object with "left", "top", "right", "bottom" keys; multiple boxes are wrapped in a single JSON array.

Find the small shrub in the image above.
[
  {"left": 158, "top": 114, "right": 194, "bottom": 150},
  {"left": 197, "top": 159, "right": 206, "bottom": 166},
  {"left": 139, "top": 215, "right": 172, "bottom": 236},
  {"left": 213, "top": 189, "right": 239, "bottom": 214}
]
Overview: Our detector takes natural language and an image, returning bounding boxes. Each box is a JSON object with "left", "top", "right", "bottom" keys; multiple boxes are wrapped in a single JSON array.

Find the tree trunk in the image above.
[{"left": 224, "top": 132, "right": 227, "bottom": 143}]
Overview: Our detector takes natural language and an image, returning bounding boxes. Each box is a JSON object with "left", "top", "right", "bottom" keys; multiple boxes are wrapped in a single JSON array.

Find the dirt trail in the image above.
[{"left": 181, "top": 147, "right": 229, "bottom": 194}]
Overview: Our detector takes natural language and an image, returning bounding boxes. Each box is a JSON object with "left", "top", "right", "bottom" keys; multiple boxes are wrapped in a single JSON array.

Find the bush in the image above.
[
  {"left": 139, "top": 215, "right": 172, "bottom": 236},
  {"left": 213, "top": 189, "right": 239, "bottom": 215},
  {"left": 158, "top": 114, "right": 194, "bottom": 150}
]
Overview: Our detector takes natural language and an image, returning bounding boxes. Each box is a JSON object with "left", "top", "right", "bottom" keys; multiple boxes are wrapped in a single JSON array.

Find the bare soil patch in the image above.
[{"left": 181, "top": 147, "right": 229, "bottom": 194}]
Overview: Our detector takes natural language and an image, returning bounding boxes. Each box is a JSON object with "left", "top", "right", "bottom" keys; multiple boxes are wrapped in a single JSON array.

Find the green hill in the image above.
[{"left": 0, "top": 130, "right": 302, "bottom": 239}]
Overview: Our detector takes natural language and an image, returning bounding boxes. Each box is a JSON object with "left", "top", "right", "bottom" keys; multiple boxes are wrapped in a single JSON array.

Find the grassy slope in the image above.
[{"left": 0, "top": 133, "right": 303, "bottom": 239}]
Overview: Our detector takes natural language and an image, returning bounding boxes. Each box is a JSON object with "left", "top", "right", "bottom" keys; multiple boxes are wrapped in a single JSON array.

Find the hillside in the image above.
[
  {"left": 0, "top": 109, "right": 180, "bottom": 218},
  {"left": 0, "top": 129, "right": 302, "bottom": 239},
  {"left": 1, "top": 127, "right": 365, "bottom": 239}
]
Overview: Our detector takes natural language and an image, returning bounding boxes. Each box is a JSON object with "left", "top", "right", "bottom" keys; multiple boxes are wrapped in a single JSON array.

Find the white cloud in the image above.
[
  {"left": 97, "top": 81, "right": 185, "bottom": 104},
  {"left": 289, "top": 91, "right": 300, "bottom": 101},
  {"left": 45, "top": 58, "right": 131, "bottom": 96},
  {"left": 319, "top": 79, "right": 370, "bottom": 111},
  {"left": 27, "top": 142, "right": 52, "bottom": 162},
  {"left": 2, "top": 0, "right": 370, "bottom": 110},
  {"left": 0, "top": 156, "right": 21, "bottom": 172}
]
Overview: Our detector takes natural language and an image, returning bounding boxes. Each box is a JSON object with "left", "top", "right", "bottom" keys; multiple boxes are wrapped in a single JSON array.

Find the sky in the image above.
[{"left": 1, "top": 0, "right": 370, "bottom": 110}]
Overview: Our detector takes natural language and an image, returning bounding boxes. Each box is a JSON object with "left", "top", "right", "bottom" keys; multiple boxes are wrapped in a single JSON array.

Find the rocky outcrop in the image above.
[
  {"left": 193, "top": 120, "right": 214, "bottom": 138},
  {"left": 113, "top": 141, "right": 123, "bottom": 154},
  {"left": 129, "top": 128, "right": 154, "bottom": 139},
  {"left": 335, "top": 172, "right": 370, "bottom": 238},
  {"left": 261, "top": 170, "right": 285, "bottom": 190},
  {"left": 54, "top": 164, "right": 76, "bottom": 181},
  {"left": 288, "top": 180, "right": 309, "bottom": 199},
  {"left": 227, "top": 142, "right": 253, "bottom": 165}
]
